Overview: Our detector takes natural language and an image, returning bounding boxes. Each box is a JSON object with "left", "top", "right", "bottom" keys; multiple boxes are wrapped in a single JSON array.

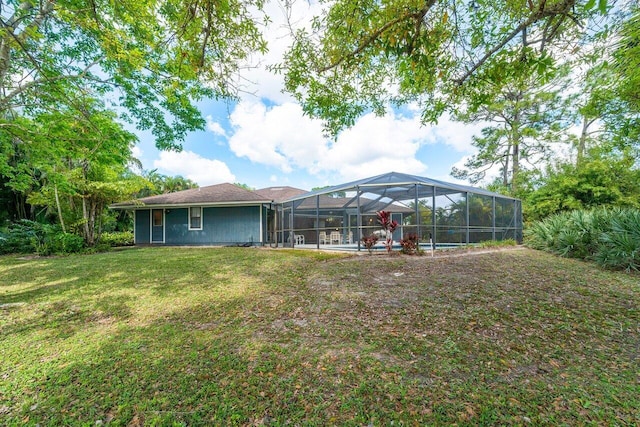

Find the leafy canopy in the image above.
[
  {"left": 279, "top": 0, "right": 608, "bottom": 136},
  {"left": 0, "top": 0, "right": 268, "bottom": 150}
]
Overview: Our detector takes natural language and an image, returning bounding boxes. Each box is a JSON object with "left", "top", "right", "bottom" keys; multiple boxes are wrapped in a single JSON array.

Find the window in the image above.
[{"left": 189, "top": 207, "right": 202, "bottom": 230}]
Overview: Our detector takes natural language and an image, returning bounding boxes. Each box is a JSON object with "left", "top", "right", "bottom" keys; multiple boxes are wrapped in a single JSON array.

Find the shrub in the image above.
[
  {"left": 526, "top": 207, "right": 640, "bottom": 271},
  {"left": 0, "top": 220, "right": 85, "bottom": 255},
  {"left": 100, "top": 231, "right": 134, "bottom": 247},
  {"left": 361, "top": 234, "right": 379, "bottom": 254},
  {"left": 0, "top": 220, "right": 40, "bottom": 254},
  {"left": 52, "top": 233, "right": 86, "bottom": 254},
  {"left": 399, "top": 233, "right": 419, "bottom": 255},
  {"left": 594, "top": 209, "right": 640, "bottom": 272},
  {"left": 376, "top": 210, "right": 398, "bottom": 253},
  {"left": 479, "top": 239, "right": 517, "bottom": 248}
]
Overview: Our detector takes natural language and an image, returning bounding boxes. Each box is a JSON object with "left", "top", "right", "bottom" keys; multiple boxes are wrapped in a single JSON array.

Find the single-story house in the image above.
[
  {"left": 111, "top": 172, "right": 522, "bottom": 248},
  {"left": 111, "top": 183, "right": 278, "bottom": 245}
]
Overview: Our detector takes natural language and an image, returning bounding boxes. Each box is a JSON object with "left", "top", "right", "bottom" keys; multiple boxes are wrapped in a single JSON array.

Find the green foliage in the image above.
[
  {"left": 478, "top": 238, "right": 517, "bottom": 248},
  {"left": 594, "top": 210, "right": 640, "bottom": 272},
  {"left": 279, "top": 0, "right": 607, "bottom": 136},
  {"left": 0, "top": 220, "right": 85, "bottom": 255},
  {"left": 1, "top": 104, "right": 149, "bottom": 246},
  {"left": 524, "top": 155, "right": 640, "bottom": 221},
  {"left": 613, "top": 5, "right": 640, "bottom": 113},
  {"left": 234, "top": 182, "right": 254, "bottom": 191},
  {"left": 100, "top": 231, "right": 135, "bottom": 247},
  {"left": 451, "top": 65, "right": 574, "bottom": 191},
  {"left": 0, "top": 220, "right": 41, "bottom": 254},
  {"left": 311, "top": 186, "right": 346, "bottom": 198},
  {"left": 0, "top": 0, "right": 267, "bottom": 150},
  {"left": 138, "top": 170, "right": 199, "bottom": 197},
  {"left": 525, "top": 207, "right": 640, "bottom": 271}
]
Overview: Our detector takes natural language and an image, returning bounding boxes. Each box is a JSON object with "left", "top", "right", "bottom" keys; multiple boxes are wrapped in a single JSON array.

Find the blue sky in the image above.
[{"left": 131, "top": 1, "right": 488, "bottom": 192}]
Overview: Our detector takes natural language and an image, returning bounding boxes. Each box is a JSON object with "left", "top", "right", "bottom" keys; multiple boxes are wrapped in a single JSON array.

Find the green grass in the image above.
[{"left": 1, "top": 247, "right": 638, "bottom": 425}]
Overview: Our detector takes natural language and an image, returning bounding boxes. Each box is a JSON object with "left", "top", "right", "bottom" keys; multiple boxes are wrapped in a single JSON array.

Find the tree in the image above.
[
  {"left": 20, "top": 103, "right": 147, "bottom": 245},
  {"left": 613, "top": 5, "right": 640, "bottom": 112},
  {"left": 311, "top": 186, "right": 346, "bottom": 198},
  {"left": 234, "top": 182, "right": 254, "bottom": 191},
  {"left": 279, "top": 0, "right": 607, "bottom": 136},
  {"left": 140, "top": 170, "right": 199, "bottom": 196},
  {"left": 451, "top": 64, "right": 574, "bottom": 192},
  {"left": 0, "top": 0, "right": 267, "bottom": 151},
  {"left": 606, "top": 4, "right": 640, "bottom": 158},
  {"left": 524, "top": 150, "right": 640, "bottom": 221}
]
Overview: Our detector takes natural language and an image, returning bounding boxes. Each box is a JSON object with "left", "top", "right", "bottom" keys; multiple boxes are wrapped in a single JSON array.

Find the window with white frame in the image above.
[{"left": 189, "top": 207, "right": 202, "bottom": 230}]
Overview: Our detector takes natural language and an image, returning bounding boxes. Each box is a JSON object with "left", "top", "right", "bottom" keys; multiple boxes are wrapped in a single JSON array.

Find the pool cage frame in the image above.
[{"left": 271, "top": 172, "right": 522, "bottom": 251}]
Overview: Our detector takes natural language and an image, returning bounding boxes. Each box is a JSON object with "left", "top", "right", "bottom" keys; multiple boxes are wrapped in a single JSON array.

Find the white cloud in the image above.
[
  {"left": 131, "top": 145, "right": 143, "bottom": 159},
  {"left": 225, "top": 100, "right": 433, "bottom": 181},
  {"left": 325, "top": 111, "right": 428, "bottom": 181},
  {"left": 206, "top": 115, "right": 228, "bottom": 137},
  {"left": 153, "top": 150, "right": 236, "bottom": 186},
  {"left": 227, "top": 101, "right": 326, "bottom": 172},
  {"left": 423, "top": 113, "right": 487, "bottom": 153},
  {"left": 235, "top": 0, "right": 324, "bottom": 103}
]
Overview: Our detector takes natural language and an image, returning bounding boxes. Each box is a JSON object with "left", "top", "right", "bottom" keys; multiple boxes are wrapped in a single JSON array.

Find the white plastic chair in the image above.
[{"left": 319, "top": 231, "right": 328, "bottom": 244}]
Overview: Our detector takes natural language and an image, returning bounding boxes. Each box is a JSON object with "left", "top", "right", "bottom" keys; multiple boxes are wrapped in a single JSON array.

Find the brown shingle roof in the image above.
[
  {"left": 255, "top": 186, "right": 307, "bottom": 203},
  {"left": 112, "top": 183, "right": 271, "bottom": 208}
]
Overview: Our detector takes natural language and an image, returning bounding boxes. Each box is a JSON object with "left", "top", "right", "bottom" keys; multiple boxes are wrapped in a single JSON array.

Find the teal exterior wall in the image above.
[
  {"left": 134, "top": 205, "right": 263, "bottom": 245},
  {"left": 134, "top": 210, "right": 151, "bottom": 244}
]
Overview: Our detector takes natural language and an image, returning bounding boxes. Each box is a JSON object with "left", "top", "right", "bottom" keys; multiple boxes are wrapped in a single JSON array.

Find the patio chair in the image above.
[
  {"left": 346, "top": 231, "right": 353, "bottom": 244},
  {"left": 319, "top": 231, "right": 328, "bottom": 244},
  {"left": 329, "top": 231, "right": 341, "bottom": 245}
]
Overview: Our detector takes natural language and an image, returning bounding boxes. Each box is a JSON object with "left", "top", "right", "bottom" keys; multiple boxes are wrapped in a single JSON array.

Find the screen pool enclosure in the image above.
[{"left": 274, "top": 172, "right": 522, "bottom": 251}]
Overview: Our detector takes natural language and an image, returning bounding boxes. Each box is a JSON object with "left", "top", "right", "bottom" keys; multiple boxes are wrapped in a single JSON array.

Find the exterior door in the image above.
[{"left": 151, "top": 209, "right": 164, "bottom": 243}]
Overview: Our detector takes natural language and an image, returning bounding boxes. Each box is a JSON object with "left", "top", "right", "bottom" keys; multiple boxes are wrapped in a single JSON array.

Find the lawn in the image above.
[{"left": 0, "top": 247, "right": 638, "bottom": 426}]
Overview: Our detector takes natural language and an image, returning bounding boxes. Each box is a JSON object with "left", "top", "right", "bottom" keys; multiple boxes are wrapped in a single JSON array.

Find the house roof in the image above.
[
  {"left": 111, "top": 182, "right": 271, "bottom": 209},
  {"left": 255, "top": 186, "right": 307, "bottom": 203}
]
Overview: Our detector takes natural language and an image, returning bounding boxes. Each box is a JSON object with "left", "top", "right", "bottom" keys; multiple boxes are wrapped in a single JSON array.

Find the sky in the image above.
[{"left": 131, "top": 0, "right": 490, "bottom": 192}]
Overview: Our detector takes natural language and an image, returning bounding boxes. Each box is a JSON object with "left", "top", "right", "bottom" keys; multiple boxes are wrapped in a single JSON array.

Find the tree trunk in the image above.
[
  {"left": 576, "top": 115, "right": 595, "bottom": 168},
  {"left": 14, "top": 192, "right": 28, "bottom": 220},
  {"left": 510, "top": 100, "right": 522, "bottom": 193},
  {"left": 503, "top": 141, "right": 511, "bottom": 188},
  {"left": 82, "top": 196, "right": 93, "bottom": 246},
  {"left": 54, "top": 184, "right": 66, "bottom": 233},
  {"left": 512, "top": 141, "right": 520, "bottom": 193}
]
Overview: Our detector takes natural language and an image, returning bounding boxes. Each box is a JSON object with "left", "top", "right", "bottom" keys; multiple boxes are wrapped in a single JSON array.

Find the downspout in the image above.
[
  {"left": 316, "top": 195, "right": 320, "bottom": 250},
  {"left": 431, "top": 187, "right": 437, "bottom": 249},
  {"left": 465, "top": 192, "right": 470, "bottom": 245},
  {"left": 414, "top": 183, "right": 420, "bottom": 244},
  {"left": 492, "top": 196, "right": 496, "bottom": 241},
  {"left": 356, "top": 186, "right": 362, "bottom": 252},
  {"left": 290, "top": 201, "right": 295, "bottom": 248},
  {"left": 259, "top": 204, "right": 263, "bottom": 245}
]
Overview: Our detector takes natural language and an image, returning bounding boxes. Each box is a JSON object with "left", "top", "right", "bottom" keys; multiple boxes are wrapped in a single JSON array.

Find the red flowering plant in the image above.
[
  {"left": 376, "top": 210, "right": 398, "bottom": 253},
  {"left": 400, "top": 233, "right": 419, "bottom": 255},
  {"left": 361, "top": 234, "right": 379, "bottom": 254}
]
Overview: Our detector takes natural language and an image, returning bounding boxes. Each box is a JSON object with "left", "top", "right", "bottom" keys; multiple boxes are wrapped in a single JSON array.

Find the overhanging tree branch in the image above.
[{"left": 318, "top": 0, "right": 438, "bottom": 73}]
